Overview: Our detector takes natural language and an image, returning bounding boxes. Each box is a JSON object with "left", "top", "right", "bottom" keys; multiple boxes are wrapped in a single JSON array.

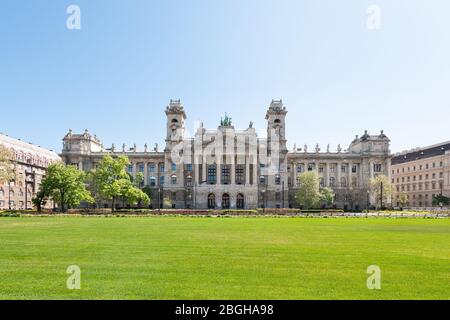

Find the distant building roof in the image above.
[
  {"left": 0, "top": 132, "right": 61, "bottom": 162},
  {"left": 391, "top": 141, "right": 450, "bottom": 165}
]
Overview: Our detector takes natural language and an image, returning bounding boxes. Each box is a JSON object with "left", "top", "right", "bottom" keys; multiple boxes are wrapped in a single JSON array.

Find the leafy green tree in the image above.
[
  {"left": 32, "top": 189, "right": 48, "bottom": 212},
  {"left": 369, "top": 175, "right": 394, "bottom": 209},
  {"left": 0, "top": 146, "right": 15, "bottom": 183},
  {"left": 397, "top": 192, "right": 408, "bottom": 208},
  {"left": 132, "top": 172, "right": 144, "bottom": 188},
  {"left": 320, "top": 187, "right": 335, "bottom": 207},
  {"left": 92, "top": 155, "right": 150, "bottom": 211},
  {"left": 295, "top": 171, "right": 321, "bottom": 209},
  {"left": 39, "top": 163, "right": 93, "bottom": 212},
  {"left": 163, "top": 197, "right": 173, "bottom": 209},
  {"left": 432, "top": 194, "right": 450, "bottom": 207}
]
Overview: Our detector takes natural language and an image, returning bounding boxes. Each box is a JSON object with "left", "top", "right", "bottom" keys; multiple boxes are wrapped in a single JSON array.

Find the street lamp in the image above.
[
  {"left": 262, "top": 187, "right": 266, "bottom": 214},
  {"left": 158, "top": 187, "right": 161, "bottom": 214}
]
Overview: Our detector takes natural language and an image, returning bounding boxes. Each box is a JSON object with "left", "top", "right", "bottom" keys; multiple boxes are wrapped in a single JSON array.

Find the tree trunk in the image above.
[{"left": 112, "top": 196, "right": 116, "bottom": 213}]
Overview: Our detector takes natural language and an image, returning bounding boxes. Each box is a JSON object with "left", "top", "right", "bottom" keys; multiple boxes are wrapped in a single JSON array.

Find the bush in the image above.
[{"left": 0, "top": 211, "right": 22, "bottom": 217}]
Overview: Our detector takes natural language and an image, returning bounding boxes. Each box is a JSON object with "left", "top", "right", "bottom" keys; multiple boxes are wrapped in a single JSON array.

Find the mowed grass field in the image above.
[{"left": 0, "top": 217, "right": 449, "bottom": 300}]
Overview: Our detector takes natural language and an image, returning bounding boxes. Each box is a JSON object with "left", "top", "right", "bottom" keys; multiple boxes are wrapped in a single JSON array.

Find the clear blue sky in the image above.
[{"left": 1, "top": 0, "right": 449, "bottom": 153}]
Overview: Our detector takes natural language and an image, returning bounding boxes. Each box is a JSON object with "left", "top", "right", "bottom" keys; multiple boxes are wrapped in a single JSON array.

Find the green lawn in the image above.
[{"left": 0, "top": 216, "right": 449, "bottom": 300}]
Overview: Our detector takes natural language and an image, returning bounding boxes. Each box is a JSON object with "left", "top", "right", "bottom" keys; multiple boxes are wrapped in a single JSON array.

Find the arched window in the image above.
[
  {"left": 186, "top": 175, "right": 193, "bottom": 187},
  {"left": 274, "top": 119, "right": 281, "bottom": 124},
  {"left": 171, "top": 119, "right": 178, "bottom": 123},
  {"left": 320, "top": 178, "right": 325, "bottom": 188},
  {"left": 341, "top": 177, "right": 347, "bottom": 187},
  {"left": 236, "top": 194, "right": 244, "bottom": 209},
  {"left": 208, "top": 193, "right": 215, "bottom": 209},
  {"left": 222, "top": 193, "right": 230, "bottom": 209},
  {"left": 329, "top": 177, "right": 336, "bottom": 187},
  {"left": 0, "top": 189, "right": 4, "bottom": 198},
  {"left": 149, "top": 176, "right": 156, "bottom": 187},
  {"left": 171, "top": 174, "right": 177, "bottom": 185}
]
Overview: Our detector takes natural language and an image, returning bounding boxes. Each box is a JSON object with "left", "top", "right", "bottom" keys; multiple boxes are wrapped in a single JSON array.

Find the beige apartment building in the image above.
[
  {"left": 391, "top": 142, "right": 450, "bottom": 208},
  {"left": 0, "top": 133, "right": 61, "bottom": 210}
]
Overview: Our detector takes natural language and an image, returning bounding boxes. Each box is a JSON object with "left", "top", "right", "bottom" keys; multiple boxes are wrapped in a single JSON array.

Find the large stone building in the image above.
[
  {"left": 391, "top": 142, "right": 450, "bottom": 208},
  {"left": 0, "top": 133, "right": 61, "bottom": 210},
  {"left": 60, "top": 100, "right": 391, "bottom": 210}
]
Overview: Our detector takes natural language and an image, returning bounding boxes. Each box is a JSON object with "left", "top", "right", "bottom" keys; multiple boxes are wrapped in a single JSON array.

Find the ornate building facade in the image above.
[
  {"left": 0, "top": 133, "right": 61, "bottom": 210},
  {"left": 60, "top": 100, "right": 391, "bottom": 210}
]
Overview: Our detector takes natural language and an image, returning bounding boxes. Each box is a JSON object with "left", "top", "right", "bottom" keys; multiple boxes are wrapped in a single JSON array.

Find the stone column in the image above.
[
  {"left": 385, "top": 158, "right": 391, "bottom": 179},
  {"left": 369, "top": 160, "right": 374, "bottom": 179},
  {"left": 359, "top": 162, "right": 364, "bottom": 188},
  {"left": 292, "top": 162, "right": 297, "bottom": 188},
  {"left": 195, "top": 160, "right": 199, "bottom": 184},
  {"left": 245, "top": 159, "right": 250, "bottom": 185},
  {"left": 348, "top": 161, "right": 352, "bottom": 188},
  {"left": 217, "top": 162, "right": 221, "bottom": 185},
  {"left": 133, "top": 162, "right": 137, "bottom": 178},
  {"left": 202, "top": 157, "right": 207, "bottom": 183},
  {"left": 144, "top": 162, "right": 148, "bottom": 186},
  {"left": 325, "top": 162, "right": 330, "bottom": 187},
  {"left": 231, "top": 160, "right": 235, "bottom": 186},
  {"left": 78, "top": 160, "right": 83, "bottom": 171},
  {"left": 337, "top": 161, "right": 342, "bottom": 188},
  {"left": 253, "top": 158, "right": 258, "bottom": 187}
]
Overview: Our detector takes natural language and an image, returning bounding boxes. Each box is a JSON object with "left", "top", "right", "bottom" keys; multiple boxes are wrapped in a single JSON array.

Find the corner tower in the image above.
[
  {"left": 165, "top": 99, "right": 186, "bottom": 149},
  {"left": 266, "top": 99, "right": 288, "bottom": 152}
]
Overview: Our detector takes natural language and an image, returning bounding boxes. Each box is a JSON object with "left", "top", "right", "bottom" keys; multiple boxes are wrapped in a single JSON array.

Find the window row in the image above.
[{"left": 393, "top": 161, "right": 444, "bottom": 175}]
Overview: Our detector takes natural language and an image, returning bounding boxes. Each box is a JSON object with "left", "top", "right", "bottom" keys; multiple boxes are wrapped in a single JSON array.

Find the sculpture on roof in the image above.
[{"left": 220, "top": 113, "right": 232, "bottom": 127}]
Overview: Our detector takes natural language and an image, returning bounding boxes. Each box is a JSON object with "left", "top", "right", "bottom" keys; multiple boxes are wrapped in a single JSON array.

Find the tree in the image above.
[
  {"left": 163, "top": 197, "right": 173, "bottom": 209},
  {"left": 32, "top": 189, "right": 48, "bottom": 212},
  {"left": 142, "top": 185, "right": 153, "bottom": 207},
  {"left": 39, "top": 163, "right": 93, "bottom": 212},
  {"left": 296, "top": 171, "right": 321, "bottom": 209},
  {"left": 0, "top": 146, "right": 14, "bottom": 183},
  {"left": 369, "top": 175, "right": 394, "bottom": 209},
  {"left": 320, "top": 187, "right": 335, "bottom": 207},
  {"left": 432, "top": 194, "right": 450, "bottom": 207},
  {"left": 92, "top": 155, "right": 150, "bottom": 211},
  {"left": 397, "top": 192, "right": 408, "bottom": 208}
]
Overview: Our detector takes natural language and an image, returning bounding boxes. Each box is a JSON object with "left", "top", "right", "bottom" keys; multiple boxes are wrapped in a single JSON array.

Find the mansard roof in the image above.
[{"left": 391, "top": 142, "right": 450, "bottom": 165}]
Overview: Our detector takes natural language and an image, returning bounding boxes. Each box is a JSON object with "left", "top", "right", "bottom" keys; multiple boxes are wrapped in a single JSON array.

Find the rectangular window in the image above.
[
  {"left": 352, "top": 165, "right": 357, "bottom": 173},
  {"left": 235, "top": 165, "right": 244, "bottom": 185},
  {"left": 171, "top": 163, "right": 177, "bottom": 171},
  {"left": 160, "top": 164, "right": 165, "bottom": 172},
  {"left": 148, "top": 164, "right": 155, "bottom": 173},
  {"left": 186, "top": 164, "right": 193, "bottom": 172},
  {"left": 138, "top": 164, "right": 144, "bottom": 173},
  {"left": 207, "top": 165, "right": 216, "bottom": 184},
  {"left": 222, "top": 165, "right": 231, "bottom": 184},
  {"left": 374, "top": 164, "right": 382, "bottom": 172},
  {"left": 127, "top": 165, "right": 133, "bottom": 173},
  {"left": 275, "top": 174, "right": 281, "bottom": 185}
]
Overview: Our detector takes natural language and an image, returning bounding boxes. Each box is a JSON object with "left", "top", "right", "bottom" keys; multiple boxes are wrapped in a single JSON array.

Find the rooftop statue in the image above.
[{"left": 220, "top": 113, "right": 233, "bottom": 127}]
